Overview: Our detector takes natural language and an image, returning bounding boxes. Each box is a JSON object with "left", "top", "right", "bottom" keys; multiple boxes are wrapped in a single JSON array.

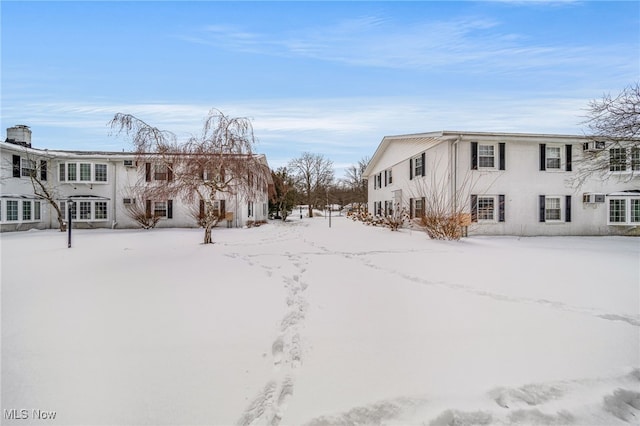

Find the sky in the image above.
[{"left": 1, "top": 1, "right": 639, "bottom": 178}]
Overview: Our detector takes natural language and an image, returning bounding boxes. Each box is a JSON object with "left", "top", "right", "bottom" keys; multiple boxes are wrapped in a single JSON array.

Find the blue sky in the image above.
[{"left": 1, "top": 1, "right": 638, "bottom": 177}]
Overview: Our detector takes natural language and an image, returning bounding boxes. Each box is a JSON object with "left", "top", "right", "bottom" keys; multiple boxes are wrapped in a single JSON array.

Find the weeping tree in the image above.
[
  {"left": 574, "top": 83, "right": 640, "bottom": 186},
  {"left": 109, "top": 109, "right": 270, "bottom": 244}
]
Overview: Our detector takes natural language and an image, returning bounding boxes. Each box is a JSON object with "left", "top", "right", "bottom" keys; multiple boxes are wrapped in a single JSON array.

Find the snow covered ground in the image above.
[{"left": 1, "top": 215, "right": 639, "bottom": 426}]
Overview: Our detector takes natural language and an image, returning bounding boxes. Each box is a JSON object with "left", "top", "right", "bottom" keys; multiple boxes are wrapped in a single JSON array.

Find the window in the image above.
[
  {"left": 67, "top": 163, "right": 77, "bottom": 181},
  {"left": 478, "top": 145, "right": 495, "bottom": 168},
  {"left": 545, "top": 197, "right": 562, "bottom": 221},
  {"left": 79, "top": 163, "right": 91, "bottom": 181},
  {"left": 414, "top": 155, "right": 424, "bottom": 177},
  {"left": 248, "top": 201, "right": 254, "bottom": 217},
  {"left": 154, "top": 201, "right": 167, "bottom": 218},
  {"left": 34, "top": 201, "right": 41, "bottom": 220},
  {"left": 386, "top": 169, "right": 393, "bottom": 185},
  {"left": 95, "top": 202, "right": 108, "bottom": 220},
  {"left": 546, "top": 146, "right": 561, "bottom": 170},
  {"left": 95, "top": 164, "right": 107, "bottom": 182},
  {"left": 632, "top": 148, "right": 640, "bottom": 171},
  {"left": 477, "top": 197, "right": 495, "bottom": 221},
  {"left": 608, "top": 197, "right": 640, "bottom": 225},
  {"left": 59, "top": 163, "right": 66, "bottom": 181},
  {"left": 609, "top": 199, "right": 626, "bottom": 223},
  {"left": 610, "top": 148, "right": 627, "bottom": 172},
  {"left": 21, "top": 158, "right": 36, "bottom": 177},
  {"left": 155, "top": 164, "right": 168, "bottom": 180},
  {"left": 412, "top": 198, "right": 424, "bottom": 218},
  {"left": 6, "top": 201, "right": 18, "bottom": 221},
  {"left": 22, "top": 201, "right": 32, "bottom": 221},
  {"left": 632, "top": 199, "right": 640, "bottom": 223},
  {"left": 79, "top": 201, "right": 91, "bottom": 219}
]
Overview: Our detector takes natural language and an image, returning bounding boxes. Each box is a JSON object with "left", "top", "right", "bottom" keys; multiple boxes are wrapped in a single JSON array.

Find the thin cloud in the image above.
[{"left": 177, "top": 14, "right": 628, "bottom": 75}]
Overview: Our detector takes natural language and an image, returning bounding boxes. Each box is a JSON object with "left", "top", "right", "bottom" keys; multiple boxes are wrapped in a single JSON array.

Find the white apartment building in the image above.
[
  {"left": 364, "top": 131, "right": 640, "bottom": 236},
  {"left": 0, "top": 125, "right": 271, "bottom": 232}
]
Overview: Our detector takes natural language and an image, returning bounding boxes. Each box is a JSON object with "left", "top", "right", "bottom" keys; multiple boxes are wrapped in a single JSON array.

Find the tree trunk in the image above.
[
  {"left": 203, "top": 225, "right": 213, "bottom": 244},
  {"left": 57, "top": 216, "right": 67, "bottom": 232},
  {"left": 308, "top": 204, "right": 313, "bottom": 218}
]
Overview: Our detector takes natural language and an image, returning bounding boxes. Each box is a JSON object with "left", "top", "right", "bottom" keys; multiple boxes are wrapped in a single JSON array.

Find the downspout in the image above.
[
  {"left": 452, "top": 136, "right": 461, "bottom": 213},
  {"left": 111, "top": 160, "right": 118, "bottom": 228}
]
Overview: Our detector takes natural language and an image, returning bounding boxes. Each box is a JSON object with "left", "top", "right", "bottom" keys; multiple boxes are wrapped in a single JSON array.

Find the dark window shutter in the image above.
[
  {"left": 565, "top": 145, "right": 572, "bottom": 171},
  {"left": 499, "top": 143, "right": 506, "bottom": 170},
  {"left": 145, "top": 163, "right": 151, "bottom": 182},
  {"left": 12, "top": 155, "right": 20, "bottom": 177},
  {"left": 145, "top": 200, "right": 152, "bottom": 218},
  {"left": 565, "top": 195, "right": 571, "bottom": 222},
  {"left": 384, "top": 170, "right": 387, "bottom": 187},
  {"left": 498, "top": 194, "right": 505, "bottom": 222},
  {"left": 40, "top": 160, "right": 47, "bottom": 181},
  {"left": 168, "top": 164, "right": 173, "bottom": 181},
  {"left": 471, "top": 142, "right": 478, "bottom": 170},
  {"left": 374, "top": 175, "right": 377, "bottom": 189},
  {"left": 409, "top": 198, "right": 414, "bottom": 218},
  {"left": 409, "top": 158, "right": 413, "bottom": 180},
  {"left": 540, "top": 144, "right": 546, "bottom": 171},
  {"left": 539, "top": 195, "right": 546, "bottom": 222},
  {"left": 167, "top": 200, "right": 173, "bottom": 219},
  {"left": 470, "top": 195, "right": 478, "bottom": 222},
  {"left": 421, "top": 152, "right": 426, "bottom": 176}
]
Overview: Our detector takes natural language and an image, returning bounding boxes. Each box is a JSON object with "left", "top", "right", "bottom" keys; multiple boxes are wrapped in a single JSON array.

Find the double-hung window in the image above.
[
  {"left": 546, "top": 146, "right": 561, "bottom": 170},
  {"left": 610, "top": 148, "right": 627, "bottom": 172},
  {"left": 80, "top": 163, "right": 92, "bottom": 181},
  {"left": 95, "top": 164, "right": 107, "bottom": 182},
  {"left": 413, "top": 155, "right": 424, "bottom": 177},
  {"left": 539, "top": 195, "right": 571, "bottom": 223},
  {"left": 22, "top": 201, "right": 32, "bottom": 221},
  {"left": 60, "top": 162, "right": 108, "bottom": 183},
  {"left": 545, "top": 197, "right": 562, "bottom": 221},
  {"left": 21, "top": 159, "right": 36, "bottom": 177},
  {"left": 478, "top": 145, "right": 495, "bottom": 168},
  {"left": 477, "top": 197, "right": 495, "bottom": 221},
  {"left": 154, "top": 201, "right": 168, "bottom": 218}
]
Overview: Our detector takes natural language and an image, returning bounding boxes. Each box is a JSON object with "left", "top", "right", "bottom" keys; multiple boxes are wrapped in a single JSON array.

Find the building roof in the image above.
[{"left": 364, "top": 130, "right": 588, "bottom": 177}]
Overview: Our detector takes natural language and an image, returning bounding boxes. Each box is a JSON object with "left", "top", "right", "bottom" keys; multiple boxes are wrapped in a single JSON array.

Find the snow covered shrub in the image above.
[
  {"left": 413, "top": 213, "right": 464, "bottom": 240},
  {"left": 381, "top": 204, "right": 408, "bottom": 231}
]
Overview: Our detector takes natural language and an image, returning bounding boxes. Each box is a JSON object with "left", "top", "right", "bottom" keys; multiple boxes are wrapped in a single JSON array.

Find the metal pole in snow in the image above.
[{"left": 67, "top": 201, "right": 73, "bottom": 248}]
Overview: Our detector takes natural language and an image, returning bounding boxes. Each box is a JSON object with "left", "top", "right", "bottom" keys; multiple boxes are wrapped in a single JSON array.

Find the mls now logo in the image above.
[{"left": 4, "top": 409, "right": 57, "bottom": 420}]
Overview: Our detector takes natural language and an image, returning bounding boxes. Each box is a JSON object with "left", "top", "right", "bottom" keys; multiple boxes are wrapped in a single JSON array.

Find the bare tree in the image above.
[
  {"left": 342, "top": 156, "right": 369, "bottom": 211},
  {"left": 109, "top": 109, "right": 270, "bottom": 244},
  {"left": 408, "top": 163, "right": 479, "bottom": 241},
  {"left": 269, "top": 167, "right": 297, "bottom": 220},
  {"left": 288, "top": 152, "right": 334, "bottom": 218},
  {"left": 575, "top": 83, "right": 640, "bottom": 185}
]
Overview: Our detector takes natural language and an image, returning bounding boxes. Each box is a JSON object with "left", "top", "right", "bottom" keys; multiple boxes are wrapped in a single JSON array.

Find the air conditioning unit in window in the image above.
[
  {"left": 124, "top": 160, "right": 135, "bottom": 167},
  {"left": 583, "top": 193, "right": 605, "bottom": 203},
  {"left": 582, "top": 141, "right": 606, "bottom": 152},
  {"left": 123, "top": 198, "right": 135, "bottom": 205}
]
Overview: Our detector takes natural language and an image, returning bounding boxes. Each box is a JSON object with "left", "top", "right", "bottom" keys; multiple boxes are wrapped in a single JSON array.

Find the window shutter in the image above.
[
  {"left": 12, "top": 155, "right": 20, "bottom": 177},
  {"left": 421, "top": 152, "right": 426, "bottom": 176},
  {"left": 168, "top": 164, "right": 174, "bottom": 181},
  {"left": 471, "top": 142, "right": 478, "bottom": 170},
  {"left": 409, "top": 198, "right": 414, "bottom": 218},
  {"left": 499, "top": 143, "right": 506, "bottom": 170},
  {"left": 145, "top": 200, "right": 152, "bottom": 218},
  {"left": 565, "top": 195, "right": 571, "bottom": 222},
  {"left": 540, "top": 144, "right": 546, "bottom": 171},
  {"left": 470, "top": 195, "right": 478, "bottom": 222},
  {"left": 498, "top": 194, "right": 505, "bottom": 222},
  {"left": 145, "top": 163, "right": 151, "bottom": 182},
  {"left": 374, "top": 175, "right": 377, "bottom": 189},
  {"left": 40, "top": 160, "right": 47, "bottom": 181},
  {"left": 565, "top": 145, "right": 572, "bottom": 171},
  {"left": 167, "top": 200, "right": 173, "bottom": 219},
  {"left": 409, "top": 158, "right": 413, "bottom": 180},
  {"left": 539, "top": 195, "right": 546, "bottom": 222},
  {"left": 384, "top": 170, "right": 387, "bottom": 187}
]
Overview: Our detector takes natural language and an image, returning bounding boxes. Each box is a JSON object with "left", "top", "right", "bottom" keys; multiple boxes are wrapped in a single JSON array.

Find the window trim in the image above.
[
  {"left": 60, "top": 162, "right": 109, "bottom": 183},
  {"left": 608, "top": 196, "right": 640, "bottom": 225}
]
